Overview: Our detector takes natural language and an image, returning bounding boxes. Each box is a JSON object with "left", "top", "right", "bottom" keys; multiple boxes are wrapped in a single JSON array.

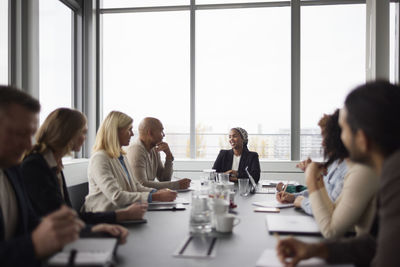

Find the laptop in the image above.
[{"left": 245, "top": 167, "right": 275, "bottom": 194}]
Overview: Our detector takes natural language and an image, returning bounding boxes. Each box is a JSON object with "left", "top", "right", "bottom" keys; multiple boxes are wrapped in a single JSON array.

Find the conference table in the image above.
[{"left": 115, "top": 185, "right": 324, "bottom": 267}]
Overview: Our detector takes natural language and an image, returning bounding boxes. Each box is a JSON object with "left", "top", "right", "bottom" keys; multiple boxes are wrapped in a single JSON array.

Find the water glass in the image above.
[
  {"left": 217, "top": 173, "right": 230, "bottom": 184},
  {"left": 189, "top": 191, "right": 212, "bottom": 234},
  {"left": 238, "top": 179, "right": 249, "bottom": 197}
]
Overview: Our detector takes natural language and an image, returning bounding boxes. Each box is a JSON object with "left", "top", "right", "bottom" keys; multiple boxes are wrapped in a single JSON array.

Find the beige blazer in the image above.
[{"left": 83, "top": 150, "right": 154, "bottom": 212}]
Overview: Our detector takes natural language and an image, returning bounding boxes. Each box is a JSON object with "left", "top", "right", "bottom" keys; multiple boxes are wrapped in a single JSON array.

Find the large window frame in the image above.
[
  {"left": 6, "top": 0, "right": 398, "bottom": 161},
  {"left": 99, "top": 0, "right": 399, "bottom": 161}
]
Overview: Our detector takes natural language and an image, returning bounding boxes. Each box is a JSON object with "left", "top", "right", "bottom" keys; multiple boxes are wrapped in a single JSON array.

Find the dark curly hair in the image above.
[{"left": 319, "top": 109, "right": 349, "bottom": 167}]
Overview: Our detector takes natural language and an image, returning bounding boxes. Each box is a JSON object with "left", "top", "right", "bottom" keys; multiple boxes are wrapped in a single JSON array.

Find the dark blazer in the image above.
[
  {"left": 0, "top": 167, "right": 40, "bottom": 267},
  {"left": 21, "top": 153, "right": 116, "bottom": 224},
  {"left": 324, "top": 149, "right": 400, "bottom": 267},
  {"left": 212, "top": 147, "right": 261, "bottom": 183}
]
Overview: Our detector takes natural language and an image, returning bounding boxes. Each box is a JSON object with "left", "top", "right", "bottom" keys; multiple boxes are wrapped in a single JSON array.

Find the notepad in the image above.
[
  {"left": 256, "top": 249, "right": 353, "bottom": 267},
  {"left": 47, "top": 238, "right": 118, "bottom": 266},
  {"left": 252, "top": 201, "right": 294, "bottom": 209},
  {"left": 150, "top": 197, "right": 189, "bottom": 205},
  {"left": 266, "top": 214, "right": 321, "bottom": 235}
]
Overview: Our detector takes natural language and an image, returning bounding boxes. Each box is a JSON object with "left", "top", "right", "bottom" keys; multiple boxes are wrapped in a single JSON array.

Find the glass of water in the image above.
[
  {"left": 189, "top": 191, "right": 212, "bottom": 234},
  {"left": 238, "top": 178, "right": 249, "bottom": 197}
]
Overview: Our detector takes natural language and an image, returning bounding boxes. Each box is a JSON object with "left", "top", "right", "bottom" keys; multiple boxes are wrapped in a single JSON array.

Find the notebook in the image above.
[
  {"left": 47, "top": 238, "right": 118, "bottom": 266},
  {"left": 252, "top": 201, "right": 294, "bottom": 209},
  {"left": 265, "top": 214, "right": 321, "bottom": 235},
  {"left": 149, "top": 197, "right": 189, "bottom": 205}
]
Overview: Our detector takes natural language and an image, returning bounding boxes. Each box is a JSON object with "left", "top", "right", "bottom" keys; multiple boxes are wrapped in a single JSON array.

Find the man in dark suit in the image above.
[
  {"left": 276, "top": 80, "right": 400, "bottom": 267},
  {"left": 0, "top": 85, "right": 84, "bottom": 267}
]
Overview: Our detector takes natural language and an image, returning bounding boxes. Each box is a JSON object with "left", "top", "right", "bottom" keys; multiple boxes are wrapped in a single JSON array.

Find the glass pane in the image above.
[
  {"left": 301, "top": 4, "right": 366, "bottom": 160},
  {"left": 390, "top": 3, "right": 397, "bottom": 84},
  {"left": 0, "top": 0, "right": 8, "bottom": 84},
  {"left": 196, "top": 0, "right": 285, "bottom": 4},
  {"left": 39, "top": 0, "right": 73, "bottom": 124},
  {"left": 101, "top": 0, "right": 188, "bottom": 8},
  {"left": 102, "top": 12, "right": 190, "bottom": 159},
  {"left": 196, "top": 7, "right": 291, "bottom": 160}
]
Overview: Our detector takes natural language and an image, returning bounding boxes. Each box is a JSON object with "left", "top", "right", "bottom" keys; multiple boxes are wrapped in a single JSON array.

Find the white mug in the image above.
[
  {"left": 215, "top": 214, "right": 240, "bottom": 233},
  {"left": 211, "top": 198, "right": 229, "bottom": 214}
]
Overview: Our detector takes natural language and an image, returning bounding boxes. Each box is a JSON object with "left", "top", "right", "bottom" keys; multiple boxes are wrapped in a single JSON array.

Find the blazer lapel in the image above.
[
  {"left": 4, "top": 168, "right": 27, "bottom": 235},
  {"left": 114, "top": 158, "right": 133, "bottom": 191},
  {"left": 0, "top": 206, "right": 4, "bottom": 240},
  {"left": 226, "top": 150, "right": 234, "bottom": 171}
]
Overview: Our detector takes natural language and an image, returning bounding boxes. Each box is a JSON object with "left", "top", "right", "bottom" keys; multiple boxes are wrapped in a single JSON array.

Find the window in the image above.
[
  {"left": 196, "top": 7, "right": 291, "bottom": 160},
  {"left": 196, "top": 0, "right": 284, "bottom": 3},
  {"left": 300, "top": 4, "right": 366, "bottom": 160},
  {"left": 102, "top": 11, "right": 190, "bottom": 158},
  {"left": 390, "top": 2, "right": 398, "bottom": 84},
  {"left": 101, "top": 0, "right": 188, "bottom": 9},
  {"left": 39, "top": 0, "right": 73, "bottom": 123},
  {"left": 0, "top": 0, "right": 8, "bottom": 85},
  {"left": 100, "top": 1, "right": 387, "bottom": 161}
]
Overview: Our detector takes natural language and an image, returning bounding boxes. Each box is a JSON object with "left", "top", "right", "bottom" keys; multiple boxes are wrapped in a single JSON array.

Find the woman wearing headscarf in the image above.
[{"left": 212, "top": 127, "right": 261, "bottom": 183}]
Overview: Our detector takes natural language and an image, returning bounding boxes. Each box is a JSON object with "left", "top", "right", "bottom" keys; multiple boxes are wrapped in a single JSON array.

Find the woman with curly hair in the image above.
[{"left": 277, "top": 109, "right": 378, "bottom": 238}]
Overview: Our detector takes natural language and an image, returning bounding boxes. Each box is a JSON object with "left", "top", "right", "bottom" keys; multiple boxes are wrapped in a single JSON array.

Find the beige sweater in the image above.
[
  {"left": 309, "top": 160, "right": 378, "bottom": 238},
  {"left": 126, "top": 140, "right": 179, "bottom": 190},
  {"left": 83, "top": 150, "right": 154, "bottom": 212}
]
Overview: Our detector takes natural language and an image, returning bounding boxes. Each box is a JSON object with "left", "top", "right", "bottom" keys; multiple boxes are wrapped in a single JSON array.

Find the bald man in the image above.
[{"left": 126, "top": 117, "right": 191, "bottom": 190}]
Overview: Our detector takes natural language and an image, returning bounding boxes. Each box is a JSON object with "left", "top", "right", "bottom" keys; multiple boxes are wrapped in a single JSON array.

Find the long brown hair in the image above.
[{"left": 31, "top": 108, "right": 87, "bottom": 157}]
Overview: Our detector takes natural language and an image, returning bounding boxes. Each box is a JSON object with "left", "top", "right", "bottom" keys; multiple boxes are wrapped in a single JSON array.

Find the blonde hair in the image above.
[
  {"left": 93, "top": 111, "right": 133, "bottom": 158},
  {"left": 31, "top": 108, "right": 87, "bottom": 156}
]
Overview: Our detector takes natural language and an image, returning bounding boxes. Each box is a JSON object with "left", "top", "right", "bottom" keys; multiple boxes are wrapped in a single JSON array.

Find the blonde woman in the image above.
[
  {"left": 21, "top": 108, "right": 147, "bottom": 225},
  {"left": 83, "top": 111, "right": 176, "bottom": 212}
]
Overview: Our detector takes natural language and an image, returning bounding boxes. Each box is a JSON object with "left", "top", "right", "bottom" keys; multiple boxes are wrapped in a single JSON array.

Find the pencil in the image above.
[
  {"left": 273, "top": 232, "right": 280, "bottom": 241},
  {"left": 282, "top": 181, "right": 289, "bottom": 194}
]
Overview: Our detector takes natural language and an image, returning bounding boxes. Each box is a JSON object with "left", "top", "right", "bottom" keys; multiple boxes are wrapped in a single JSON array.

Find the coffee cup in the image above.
[
  {"left": 215, "top": 214, "right": 240, "bottom": 233},
  {"left": 211, "top": 198, "right": 229, "bottom": 214}
]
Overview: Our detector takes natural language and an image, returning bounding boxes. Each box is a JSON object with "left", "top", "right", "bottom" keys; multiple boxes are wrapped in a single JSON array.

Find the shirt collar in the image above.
[{"left": 43, "top": 149, "right": 58, "bottom": 168}]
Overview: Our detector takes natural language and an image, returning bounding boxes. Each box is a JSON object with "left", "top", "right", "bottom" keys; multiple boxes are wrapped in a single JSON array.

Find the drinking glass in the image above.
[
  {"left": 189, "top": 191, "right": 212, "bottom": 234},
  {"left": 238, "top": 179, "right": 249, "bottom": 197},
  {"left": 217, "top": 173, "right": 230, "bottom": 184}
]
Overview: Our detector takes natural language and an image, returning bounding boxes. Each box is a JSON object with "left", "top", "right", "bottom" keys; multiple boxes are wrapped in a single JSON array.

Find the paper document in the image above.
[
  {"left": 252, "top": 201, "right": 294, "bottom": 209},
  {"left": 176, "top": 188, "right": 194, "bottom": 192},
  {"left": 150, "top": 197, "right": 189, "bottom": 205},
  {"left": 256, "top": 249, "right": 353, "bottom": 267},
  {"left": 47, "top": 238, "right": 117, "bottom": 266},
  {"left": 266, "top": 214, "right": 320, "bottom": 235}
]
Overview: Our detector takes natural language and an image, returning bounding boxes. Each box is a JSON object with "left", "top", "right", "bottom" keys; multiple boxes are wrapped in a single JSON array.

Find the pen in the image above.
[
  {"left": 67, "top": 249, "right": 77, "bottom": 267},
  {"left": 281, "top": 181, "right": 289, "bottom": 201}
]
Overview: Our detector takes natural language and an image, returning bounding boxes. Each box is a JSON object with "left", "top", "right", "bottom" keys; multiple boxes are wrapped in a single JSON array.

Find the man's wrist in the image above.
[
  {"left": 166, "top": 154, "right": 174, "bottom": 161},
  {"left": 308, "top": 243, "right": 329, "bottom": 259}
]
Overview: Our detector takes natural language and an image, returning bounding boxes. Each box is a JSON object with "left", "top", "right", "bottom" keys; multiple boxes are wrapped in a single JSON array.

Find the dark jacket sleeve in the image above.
[
  {"left": 79, "top": 211, "right": 116, "bottom": 224},
  {"left": 1, "top": 167, "right": 41, "bottom": 267},
  {"left": 0, "top": 235, "right": 40, "bottom": 267},
  {"left": 21, "top": 155, "right": 64, "bottom": 218},
  {"left": 324, "top": 234, "right": 376, "bottom": 266},
  {"left": 372, "top": 150, "right": 400, "bottom": 267},
  {"left": 212, "top": 150, "right": 226, "bottom": 172},
  {"left": 238, "top": 151, "right": 261, "bottom": 183},
  {"left": 21, "top": 154, "right": 117, "bottom": 224}
]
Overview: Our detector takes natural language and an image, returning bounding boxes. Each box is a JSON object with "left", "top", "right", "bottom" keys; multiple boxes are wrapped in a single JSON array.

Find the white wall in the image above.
[{"left": 63, "top": 159, "right": 304, "bottom": 187}]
